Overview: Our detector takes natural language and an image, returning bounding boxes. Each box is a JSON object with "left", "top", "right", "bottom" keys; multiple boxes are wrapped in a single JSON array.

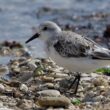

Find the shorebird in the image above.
[{"left": 25, "top": 21, "right": 110, "bottom": 94}]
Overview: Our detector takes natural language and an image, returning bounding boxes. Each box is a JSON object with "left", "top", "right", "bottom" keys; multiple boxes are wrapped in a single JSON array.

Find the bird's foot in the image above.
[{"left": 68, "top": 72, "right": 81, "bottom": 94}]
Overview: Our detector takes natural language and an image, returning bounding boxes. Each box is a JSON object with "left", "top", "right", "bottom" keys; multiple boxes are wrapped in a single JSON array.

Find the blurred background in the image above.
[
  {"left": 0, "top": 0, "right": 110, "bottom": 40},
  {"left": 0, "top": 0, "right": 110, "bottom": 57}
]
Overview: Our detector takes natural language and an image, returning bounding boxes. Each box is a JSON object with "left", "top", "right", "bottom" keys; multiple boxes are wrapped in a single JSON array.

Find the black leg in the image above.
[
  {"left": 73, "top": 73, "right": 81, "bottom": 94},
  {"left": 68, "top": 72, "right": 81, "bottom": 94}
]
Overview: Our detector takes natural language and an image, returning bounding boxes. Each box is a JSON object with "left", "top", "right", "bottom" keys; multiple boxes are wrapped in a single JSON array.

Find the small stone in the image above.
[
  {"left": 82, "top": 73, "right": 90, "bottom": 77},
  {"left": 8, "top": 81, "right": 21, "bottom": 87},
  {"left": 51, "top": 72, "right": 68, "bottom": 78},
  {"left": 90, "top": 73, "right": 99, "bottom": 77},
  {"left": 44, "top": 83, "right": 54, "bottom": 89},
  {"left": 83, "top": 91, "right": 96, "bottom": 102},
  {"left": 47, "top": 107, "right": 65, "bottom": 110},
  {"left": 37, "top": 95, "right": 71, "bottom": 107},
  {"left": 78, "top": 86, "right": 84, "bottom": 92},
  {"left": 47, "top": 107, "right": 54, "bottom": 110},
  {"left": 17, "top": 99, "right": 35, "bottom": 110},
  {"left": 92, "top": 76, "right": 108, "bottom": 87},
  {"left": 13, "top": 89, "right": 23, "bottom": 98},
  {"left": 97, "top": 103, "right": 110, "bottom": 110},
  {"left": 0, "top": 107, "right": 14, "bottom": 110},
  {"left": 54, "top": 78, "right": 63, "bottom": 82},
  {"left": 41, "top": 76, "right": 54, "bottom": 82},
  {"left": 0, "top": 65, "right": 8, "bottom": 73},
  {"left": 20, "top": 84, "right": 28, "bottom": 92},
  {"left": 37, "top": 89, "right": 61, "bottom": 97},
  {"left": 93, "top": 95, "right": 104, "bottom": 102},
  {"left": 103, "top": 88, "right": 110, "bottom": 96},
  {"left": 0, "top": 84, "right": 5, "bottom": 92},
  {"left": 67, "top": 104, "right": 76, "bottom": 110},
  {"left": 97, "top": 86, "right": 106, "bottom": 92},
  {"left": 0, "top": 101, "right": 3, "bottom": 107}
]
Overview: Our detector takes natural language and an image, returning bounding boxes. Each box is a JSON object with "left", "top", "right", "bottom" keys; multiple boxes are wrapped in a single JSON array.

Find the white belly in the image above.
[{"left": 48, "top": 47, "right": 110, "bottom": 73}]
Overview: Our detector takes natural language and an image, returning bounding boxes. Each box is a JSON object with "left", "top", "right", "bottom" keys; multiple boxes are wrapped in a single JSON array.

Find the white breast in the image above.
[{"left": 48, "top": 47, "right": 110, "bottom": 73}]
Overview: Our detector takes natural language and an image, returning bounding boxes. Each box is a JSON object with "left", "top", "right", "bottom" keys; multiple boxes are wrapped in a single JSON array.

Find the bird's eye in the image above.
[{"left": 42, "top": 26, "right": 48, "bottom": 31}]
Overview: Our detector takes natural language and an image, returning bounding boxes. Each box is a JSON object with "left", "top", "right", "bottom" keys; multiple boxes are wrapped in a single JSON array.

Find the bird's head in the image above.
[{"left": 25, "top": 21, "right": 61, "bottom": 43}]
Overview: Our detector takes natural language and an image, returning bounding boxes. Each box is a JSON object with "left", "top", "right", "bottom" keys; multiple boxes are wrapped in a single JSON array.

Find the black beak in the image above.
[{"left": 25, "top": 33, "right": 40, "bottom": 44}]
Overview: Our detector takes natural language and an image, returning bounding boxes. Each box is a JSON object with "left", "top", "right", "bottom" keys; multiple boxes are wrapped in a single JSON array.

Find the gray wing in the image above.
[
  {"left": 53, "top": 31, "right": 110, "bottom": 59},
  {"left": 53, "top": 31, "right": 92, "bottom": 57},
  {"left": 91, "top": 46, "right": 110, "bottom": 59}
]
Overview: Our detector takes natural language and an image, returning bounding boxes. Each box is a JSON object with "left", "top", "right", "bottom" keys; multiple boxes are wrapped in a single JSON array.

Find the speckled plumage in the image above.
[
  {"left": 47, "top": 30, "right": 110, "bottom": 59},
  {"left": 26, "top": 21, "right": 110, "bottom": 72},
  {"left": 53, "top": 31, "right": 92, "bottom": 57}
]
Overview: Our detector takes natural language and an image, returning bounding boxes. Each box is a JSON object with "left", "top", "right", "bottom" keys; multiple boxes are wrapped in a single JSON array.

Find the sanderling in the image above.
[{"left": 26, "top": 21, "right": 110, "bottom": 94}]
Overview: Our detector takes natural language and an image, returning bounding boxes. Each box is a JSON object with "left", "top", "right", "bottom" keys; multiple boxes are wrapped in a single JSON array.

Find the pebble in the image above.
[
  {"left": 78, "top": 86, "right": 84, "bottom": 92},
  {"left": 0, "top": 108, "right": 14, "bottom": 110},
  {"left": 0, "top": 84, "right": 5, "bottom": 92},
  {"left": 19, "top": 84, "right": 28, "bottom": 92},
  {"left": 41, "top": 76, "right": 54, "bottom": 82},
  {"left": 0, "top": 65, "right": 8, "bottom": 74},
  {"left": 47, "top": 107, "right": 65, "bottom": 110},
  {"left": 50, "top": 72, "right": 68, "bottom": 78},
  {"left": 83, "top": 91, "right": 96, "bottom": 102},
  {"left": 97, "top": 86, "right": 106, "bottom": 92},
  {"left": 44, "top": 83, "right": 54, "bottom": 89},
  {"left": 67, "top": 104, "right": 79, "bottom": 110},
  {"left": 90, "top": 73, "right": 99, "bottom": 77},
  {"left": 54, "top": 78, "right": 63, "bottom": 82},
  {"left": 37, "top": 89, "right": 61, "bottom": 97},
  {"left": 8, "top": 81, "right": 21, "bottom": 87},
  {"left": 92, "top": 76, "right": 108, "bottom": 87},
  {"left": 17, "top": 99, "right": 35, "bottom": 110},
  {"left": 37, "top": 95, "right": 71, "bottom": 107},
  {"left": 93, "top": 95, "right": 104, "bottom": 102}
]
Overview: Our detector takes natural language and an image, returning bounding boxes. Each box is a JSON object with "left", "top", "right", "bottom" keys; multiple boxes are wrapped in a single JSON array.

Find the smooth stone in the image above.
[
  {"left": 0, "top": 65, "right": 8, "bottom": 74},
  {"left": 0, "top": 84, "right": 5, "bottom": 92},
  {"left": 93, "top": 95, "right": 104, "bottom": 102},
  {"left": 46, "top": 107, "right": 53, "bottom": 110},
  {"left": 50, "top": 72, "right": 68, "bottom": 78},
  {"left": 37, "top": 96, "right": 71, "bottom": 107},
  {"left": 103, "top": 88, "right": 110, "bottom": 96},
  {"left": 81, "top": 73, "right": 90, "bottom": 77},
  {"left": 97, "top": 86, "right": 106, "bottom": 92},
  {"left": 41, "top": 76, "right": 54, "bottom": 82},
  {"left": 8, "top": 81, "right": 21, "bottom": 87},
  {"left": 17, "top": 99, "right": 35, "bottom": 110},
  {"left": 12, "top": 67, "right": 20, "bottom": 73},
  {"left": 92, "top": 76, "right": 108, "bottom": 87},
  {"left": 67, "top": 104, "right": 77, "bottom": 110},
  {"left": 37, "top": 89, "right": 61, "bottom": 97},
  {"left": 83, "top": 91, "right": 97, "bottom": 102},
  {"left": 44, "top": 83, "right": 54, "bottom": 89},
  {"left": 54, "top": 78, "right": 63, "bottom": 82},
  {"left": 0, "top": 108, "right": 14, "bottom": 110},
  {"left": 90, "top": 73, "right": 99, "bottom": 77},
  {"left": 0, "top": 101, "right": 3, "bottom": 107},
  {"left": 81, "top": 77, "right": 92, "bottom": 81},
  {"left": 97, "top": 103, "right": 110, "bottom": 110},
  {"left": 47, "top": 107, "right": 64, "bottom": 110},
  {"left": 78, "top": 86, "right": 84, "bottom": 92},
  {"left": 20, "top": 84, "right": 28, "bottom": 92}
]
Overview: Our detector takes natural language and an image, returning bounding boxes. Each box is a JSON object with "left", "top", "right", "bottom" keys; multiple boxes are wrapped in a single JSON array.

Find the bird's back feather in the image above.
[{"left": 53, "top": 31, "right": 110, "bottom": 60}]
